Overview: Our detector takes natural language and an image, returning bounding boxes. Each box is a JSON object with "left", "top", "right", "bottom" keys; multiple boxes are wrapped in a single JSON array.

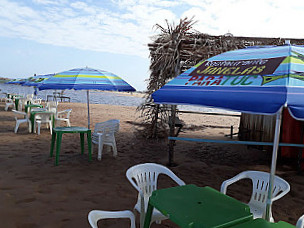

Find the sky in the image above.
[{"left": 0, "top": 0, "right": 304, "bottom": 91}]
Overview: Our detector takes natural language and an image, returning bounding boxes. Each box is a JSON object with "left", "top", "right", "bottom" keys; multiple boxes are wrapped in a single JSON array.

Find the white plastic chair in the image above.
[
  {"left": 126, "top": 163, "right": 186, "bottom": 228},
  {"left": 55, "top": 109, "right": 72, "bottom": 127},
  {"left": 12, "top": 110, "right": 31, "bottom": 133},
  {"left": 46, "top": 101, "right": 58, "bottom": 113},
  {"left": 32, "top": 98, "right": 42, "bottom": 105},
  {"left": 92, "top": 119, "right": 120, "bottom": 160},
  {"left": 5, "top": 98, "right": 14, "bottom": 111},
  {"left": 297, "top": 215, "right": 304, "bottom": 228},
  {"left": 220, "top": 170, "right": 290, "bottom": 222},
  {"left": 34, "top": 112, "right": 53, "bottom": 135},
  {"left": 88, "top": 210, "right": 135, "bottom": 228}
]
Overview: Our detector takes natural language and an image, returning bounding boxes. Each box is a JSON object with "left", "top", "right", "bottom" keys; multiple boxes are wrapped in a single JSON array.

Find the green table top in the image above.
[
  {"left": 31, "top": 110, "right": 54, "bottom": 115},
  {"left": 230, "top": 219, "right": 295, "bottom": 228},
  {"left": 149, "top": 184, "right": 253, "bottom": 228},
  {"left": 25, "top": 104, "right": 43, "bottom": 108},
  {"left": 53, "top": 126, "right": 90, "bottom": 133}
]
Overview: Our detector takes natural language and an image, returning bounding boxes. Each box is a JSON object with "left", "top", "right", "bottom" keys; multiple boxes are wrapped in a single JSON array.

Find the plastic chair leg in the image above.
[
  {"left": 14, "top": 122, "right": 19, "bottom": 133},
  {"left": 49, "top": 121, "right": 52, "bottom": 135},
  {"left": 28, "top": 121, "right": 32, "bottom": 133},
  {"left": 33, "top": 121, "right": 37, "bottom": 133},
  {"left": 112, "top": 139, "right": 117, "bottom": 157},
  {"left": 37, "top": 121, "right": 41, "bottom": 135},
  {"left": 67, "top": 120, "right": 71, "bottom": 127},
  {"left": 98, "top": 139, "right": 103, "bottom": 160}
]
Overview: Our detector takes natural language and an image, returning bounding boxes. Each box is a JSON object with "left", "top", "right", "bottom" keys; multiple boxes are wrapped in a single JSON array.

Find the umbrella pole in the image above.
[
  {"left": 265, "top": 108, "right": 282, "bottom": 221},
  {"left": 87, "top": 90, "right": 90, "bottom": 129}
]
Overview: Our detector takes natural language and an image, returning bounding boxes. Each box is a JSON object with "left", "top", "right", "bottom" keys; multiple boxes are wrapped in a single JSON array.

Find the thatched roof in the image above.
[{"left": 148, "top": 33, "right": 304, "bottom": 74}]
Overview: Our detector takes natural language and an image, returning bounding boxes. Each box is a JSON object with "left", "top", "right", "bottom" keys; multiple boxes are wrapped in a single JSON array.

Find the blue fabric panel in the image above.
[{"left": 153, "top": 85, "right": 286, "bottom": 114}]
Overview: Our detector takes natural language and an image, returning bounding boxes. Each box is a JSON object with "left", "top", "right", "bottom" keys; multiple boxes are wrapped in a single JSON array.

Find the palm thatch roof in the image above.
[{"left": 139, "top": 17, "right": 304, "bottom": 139}]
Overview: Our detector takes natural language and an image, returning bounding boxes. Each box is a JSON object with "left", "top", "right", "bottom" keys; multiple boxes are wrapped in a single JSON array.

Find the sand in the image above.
[{"left": 0, "top": 101, "right": 303, "bottom": 228}]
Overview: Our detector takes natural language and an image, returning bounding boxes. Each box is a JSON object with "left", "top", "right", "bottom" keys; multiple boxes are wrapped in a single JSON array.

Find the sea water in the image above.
[{"left": 0, "top": 83, "right": 238, "bottom": 114}]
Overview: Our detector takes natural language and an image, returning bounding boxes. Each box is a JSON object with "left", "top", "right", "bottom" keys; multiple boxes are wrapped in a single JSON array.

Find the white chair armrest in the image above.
[
  {"left": 220, "top": 172, "right": 247, "bottom": 194},
  {"left": 88, "top": 210, "right": 135, "bottom": 228},
  {"left": 57, "top": 110, "right": 66, "bottom": 115},
  {"left": 272, "top": 181, "right": 290, "bottom": 202},
  {"left": 296, "top": 214, "right": 304, "bottom": 228},
  {"left": 12, "top": 110, "right": 27, "bottom": 116},
  {"left": 169, "top": 173, "right": 186, "bottom": 186}
]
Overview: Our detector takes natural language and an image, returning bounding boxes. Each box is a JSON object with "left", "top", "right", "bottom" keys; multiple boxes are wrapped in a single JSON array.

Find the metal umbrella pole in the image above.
[
  {"left": 87, "top": 90, "right": 90, "bottom": 129},
  {"left": 265, "top": 108, "right": 283, "bottom": 221}
]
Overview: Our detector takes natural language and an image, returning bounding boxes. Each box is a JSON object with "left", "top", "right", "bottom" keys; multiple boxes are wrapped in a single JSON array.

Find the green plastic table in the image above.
[
  {"left": 144, "top": 184, "right": 253, "bottom": 228},
  {"left": 230, "top": 219, "right": 295, "bottom": 228},
  {"left": 50, "top": 127, "right": 92, "bottom": 166},
  {"left": 25, "top": 104, "right": 43, "bottom": 113}
]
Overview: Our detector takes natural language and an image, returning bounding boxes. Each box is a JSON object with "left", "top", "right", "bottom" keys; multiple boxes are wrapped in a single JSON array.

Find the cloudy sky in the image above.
[{"left": 0, "top": 0, "right": 303, "bottom": 90}]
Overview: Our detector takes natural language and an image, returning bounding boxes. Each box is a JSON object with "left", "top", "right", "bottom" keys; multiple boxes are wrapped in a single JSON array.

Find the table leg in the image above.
[
  {"left": 87, "top": 130, "right": 92, "bottom": 161},
  {"left": 31, "top": 113, "right": 35, "bottom": 133},
  {"left": 50, "top": 132, "right": 56, "bottom": 157},
  {"left": 143, "top": 203, "right": 154, "bottom": 228},
  {"left": 15, "top": 99, "right": 19, "bottom": 110},
  {"left": 55, "top": 132, "right": 63, "bottom": 166},
  {"left": 80, "top": 133, "right": 84, "bottom": 154}
]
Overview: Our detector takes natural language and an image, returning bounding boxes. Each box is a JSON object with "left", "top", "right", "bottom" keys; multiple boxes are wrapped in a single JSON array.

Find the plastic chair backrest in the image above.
[
  {"left": 126, "top": 163, "right": 185, "bottom": 212},
  {"left": 57, "top": 109, "right": 72, "bottom": 118},
  {"left": 245, "top": 171, "right": 290, "bottom": 211},
  {"left": 93, "top": 119, "right": 119, "bottom": 137},
  {"left": 26, "top": 94, "right": 33, "bottom": 99},
  {"left": 35, "top": 112, "right": 53, "bottom": 122},
  {"left": 46, "top": 101, "right": 58, "bottom": 113},
  {"left": 88, "top": 210, "right": 135, "bottom": 228},
  {"left": 221, "top": 170, "right": 290, "bottom": 219}
]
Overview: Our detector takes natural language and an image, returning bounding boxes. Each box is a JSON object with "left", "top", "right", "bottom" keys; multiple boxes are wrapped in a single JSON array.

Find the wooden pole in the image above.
[{"left": 152, "top": 104, "right": 160, "bottom": 138}]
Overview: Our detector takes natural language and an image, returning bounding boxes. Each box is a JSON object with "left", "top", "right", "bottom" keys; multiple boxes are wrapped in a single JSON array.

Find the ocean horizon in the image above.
[{"left": 0, "top": 83, "right": 239, "bottom": 114}]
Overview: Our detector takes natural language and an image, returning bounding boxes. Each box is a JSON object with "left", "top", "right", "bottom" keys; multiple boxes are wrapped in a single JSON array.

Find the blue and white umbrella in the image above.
[
  {"left": 38, "top": 67, "right": 136, "bottom": 128},
  {"left": 23, "top": 74, "right": 55, "bottom": 87}
]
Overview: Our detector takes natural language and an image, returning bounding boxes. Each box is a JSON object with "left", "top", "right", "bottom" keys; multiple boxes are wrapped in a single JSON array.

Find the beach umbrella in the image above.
[
  {"left": 152, "top": 44, "right": 304, "bottom": 221},
  {"left": 23, "top": 74, "right": 55, "bottom": 87},
  {"left": 38, "top": 67, "right": 136, "bottom": 129},
  {"left": 6, "top": 78, "right": 27, "bottom": 85}
]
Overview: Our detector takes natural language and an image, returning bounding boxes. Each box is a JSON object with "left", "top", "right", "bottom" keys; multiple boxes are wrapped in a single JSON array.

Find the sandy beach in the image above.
[{"left": 0, "top": 101, "right": 303, "bottom": 228}]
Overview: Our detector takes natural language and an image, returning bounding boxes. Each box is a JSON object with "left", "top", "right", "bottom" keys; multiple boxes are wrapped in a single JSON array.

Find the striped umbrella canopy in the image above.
[
  {"left": 23, "top": 74, "right": 55, "bottom": 87},
  {"left": 5, "top": 78, "right": 27, "bottom": 85},
  {"left": 152, "top": 44, "right": 304, "bottom": 221},
  {"left": 38, "top": 67, "right": 136, "bottom": 128}
]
